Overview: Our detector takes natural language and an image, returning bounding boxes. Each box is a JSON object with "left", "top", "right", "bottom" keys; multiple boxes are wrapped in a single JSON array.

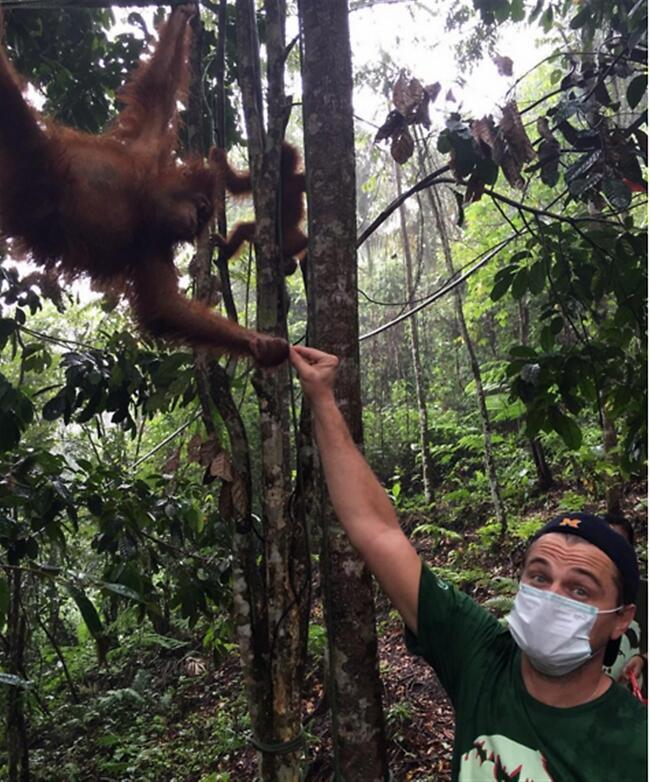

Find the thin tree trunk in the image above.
[
  {"left": 300, "top": 1, "right": 389, "bottom": 779},
  {"left": 395, "top": 162, "right": 434, "bottom": 503},
  {"left": 7, "top": 568, "right": 29, "bottom": 782},
  {"left": 603, "top": 416, "right": 622, "bottom": 514},
  {"left": 188, "top": 10, "right": 304, "bottom": 779},
  {"left": 518, "top": 299, "right": 554, "bottom": 491},
  {"left": 428, "top": 185, "right": 507, "bottom": 533},
  {"left": 235, "top": 2, "right": 308, "bottom": 779}
]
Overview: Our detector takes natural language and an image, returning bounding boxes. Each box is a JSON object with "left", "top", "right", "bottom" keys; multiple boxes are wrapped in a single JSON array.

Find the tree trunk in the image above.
[
  {"left": 517, "top": 299, "right": 554, "bottom": 491},
  {"left": 603, "top": 416, "right": 622, "bottom": 514},
  {"left": 188, "top": 9, "right": 307, "bottom": 779},
  {"left": 300, "top": 2, "right": 389, "bottom": 779},
  {"left": 6, "top": 568, "right": 29, "bottom": 782},
  {"left": 234, "top": 2, "right": 308, "bottom": 779},
  {"left": 394, "top": 162, "right": 434, "bottom": 503},
  {"left": 427, "top": 184, "right": 507, "bottom": 534}
]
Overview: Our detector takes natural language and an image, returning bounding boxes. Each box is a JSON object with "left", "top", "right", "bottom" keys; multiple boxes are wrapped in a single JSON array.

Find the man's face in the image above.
[{"left": 521, "top": 533, "right": 635, "bottom": 655}]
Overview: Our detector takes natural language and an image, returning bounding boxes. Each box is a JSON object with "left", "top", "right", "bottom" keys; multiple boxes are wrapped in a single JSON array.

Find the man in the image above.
[{"left": 290, "top": 345, "right": 647, "bottom": 781}]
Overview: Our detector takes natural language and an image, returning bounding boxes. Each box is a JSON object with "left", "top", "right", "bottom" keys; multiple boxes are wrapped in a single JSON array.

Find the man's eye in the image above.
[
  {"left": 529, "top": 573, "right": 547, "bottom": 584},
  {"left": 572, "top": 586, "right": 589, "bottom": 598}
]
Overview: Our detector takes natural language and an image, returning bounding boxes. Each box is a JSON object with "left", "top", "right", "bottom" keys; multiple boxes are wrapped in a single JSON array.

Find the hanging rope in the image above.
[{"left": 359, "top": 234, "right": 517, "bottom": 341}]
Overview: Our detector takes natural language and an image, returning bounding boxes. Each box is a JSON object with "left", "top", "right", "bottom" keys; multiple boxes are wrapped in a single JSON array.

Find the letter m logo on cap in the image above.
[{"left": 559, "top": 517, "right": 581, "bottom": 528}]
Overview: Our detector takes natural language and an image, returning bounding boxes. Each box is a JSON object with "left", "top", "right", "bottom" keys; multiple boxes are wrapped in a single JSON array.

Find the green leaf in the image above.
[
  {"left": 510, "top": 0, "right": 525, "bottom": 22},
  {"left": 528, "top": 261, "right": 546, "bottom": 294},
  {"left": 539, "top": 139, "right": 560, "bottom": 187},
  {"left": 453, "top": 190, "right": 465, "bottom": 227},
  {"left": 42, "top": 392, "right": 67, "bottom": 421},
  {"left": 627, "top": 75, "right": 647, "bottom": 110},
  {"left": 98, "top": 581, "right": 143, "bottom": 603},
  {"left": 541, "top": 6, "right": 553, "bottom": 32},
  {"left": 511, "top": 267, "right": 529, "bottom": 299},
  {"left": 548, "top": 407, "right": 582, "bottom": 450},
  {"left": 491, "top": 275, "right": 512, "bottom": 301},
  {"left": 510, "top": 345, "right": 537, "bottom": 359},
  {"left": 569, "top": 5, "right": 590, "bottom": 28},
  {"left": 0, "top": 318, "right": 16, "bottom": 348},
  {"left": 67, "top": 586, "right": 104, "bottom": 638},
  {"left": 601, "top": 178, "right": 632, "bottom": 210},
  {"left": 540, "top": 325, "right": 555, "bottom": 352},
  {"left": 437, "top": 130, "right": 451, "bottom": 154}
]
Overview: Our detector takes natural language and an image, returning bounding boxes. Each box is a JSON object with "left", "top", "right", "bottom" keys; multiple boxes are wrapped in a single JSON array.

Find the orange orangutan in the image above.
[{"left": 0, "top": 5, "right": 288, "bottom": 366}]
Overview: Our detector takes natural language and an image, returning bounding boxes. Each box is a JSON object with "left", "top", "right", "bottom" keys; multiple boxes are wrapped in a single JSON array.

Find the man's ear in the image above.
[{"left": 611, "top": 603, "right": 636, "bottom": 641}]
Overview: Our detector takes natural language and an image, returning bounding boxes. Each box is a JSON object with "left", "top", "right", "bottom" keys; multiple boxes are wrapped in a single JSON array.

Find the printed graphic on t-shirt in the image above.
[
  {"left": 459, "top": 734, "right": 553, "bottom": 781},
  {"left": 604, "top": 619, "right": 642, "bottom": 684}
]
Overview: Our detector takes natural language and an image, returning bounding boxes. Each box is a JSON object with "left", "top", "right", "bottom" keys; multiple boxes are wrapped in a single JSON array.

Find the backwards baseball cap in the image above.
[{"left": 532, "top": 512, "right": 640, "bottom": 667}]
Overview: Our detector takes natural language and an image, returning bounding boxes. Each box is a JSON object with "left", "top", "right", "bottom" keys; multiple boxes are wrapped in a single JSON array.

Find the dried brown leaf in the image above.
[
  {"left": 392, "top": 71, "right": 425, "bottom": 117},
  {"left": 163, "top": 447, "right": 181, "bottom": 475},
  {"left": 500, "top": 153, "right": 526, "bottom": 189},
  {"left": 199, "top": 435, "right": 220, "bottom": 467},
  {"left": 496, "top": 101, "right": 535, "bottom": 189},
  {"left": 391, "top": 129, "right": 415, "bottom": 164},
  {"left": 375, "top": 110, "right": 407, "bottom": 143},
  {"left": 536, "top": 116, "right": 557, "bottom": 144},
  {"left": 414, "top": 92, "right": 431, "bottom": 128},
  {"left": 465, "top": 172, "right": 485, "bottom": 203},
  {"left": 209, "top": 451, "right": 234, "bottom": 482},
  {"left": 187, "top": 434, "right": 203, "bottom": 463},
  {"left": 493, "top": 55, "right": 514, "bottom": 77},
  {"left": 499, "top": 100, "right": 536, "bottom": 167},
  {"left": 470, "top": 116, "right": 498, "bottom": 155},
  {"left": 425, "top": 82, "right": 441, "bottom": 103}
]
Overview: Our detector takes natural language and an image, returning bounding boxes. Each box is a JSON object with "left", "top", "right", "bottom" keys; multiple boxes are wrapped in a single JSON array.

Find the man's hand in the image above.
[
  {"left": 620, "top": 653, "right": 646, "bottom": 684},
  {"left": 290, "top": 345, "right": 339, "bottom": 404}
]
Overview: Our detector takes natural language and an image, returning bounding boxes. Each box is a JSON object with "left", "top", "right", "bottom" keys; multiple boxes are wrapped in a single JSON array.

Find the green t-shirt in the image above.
[{"left": 405, "top": 562, "right": 647, "bottom": 781}]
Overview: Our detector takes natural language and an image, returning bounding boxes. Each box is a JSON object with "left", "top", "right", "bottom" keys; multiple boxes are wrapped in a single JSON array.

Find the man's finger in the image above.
[
  {"left": 293, "top": 344, "right": 332, "bottom": 363},
  {"left": 289, "top": 346, "right": 308, "bottom": 369}
]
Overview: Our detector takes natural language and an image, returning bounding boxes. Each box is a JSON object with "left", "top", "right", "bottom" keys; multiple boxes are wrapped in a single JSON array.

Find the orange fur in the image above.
[
  {"left": 0, "top": 6, "right": 288, "bottom": 367},
  {"left": 211, "top": 142, "right": 307, "bottom": 275}
]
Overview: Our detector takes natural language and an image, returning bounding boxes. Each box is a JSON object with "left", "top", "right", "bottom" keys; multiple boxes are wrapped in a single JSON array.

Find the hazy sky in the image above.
[{"left": 347, "top": 2, "right": 552, "bottom": 128}]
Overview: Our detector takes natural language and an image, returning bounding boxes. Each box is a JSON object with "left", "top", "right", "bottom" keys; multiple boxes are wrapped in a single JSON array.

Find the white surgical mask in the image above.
[{"left": 507, "top": 583, "right": 622, "bottom": 677}]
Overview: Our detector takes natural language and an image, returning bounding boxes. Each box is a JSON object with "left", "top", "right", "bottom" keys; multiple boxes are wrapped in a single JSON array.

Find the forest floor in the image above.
[{"left": 28, "top": 484, "right": 647, "bottom": 781}]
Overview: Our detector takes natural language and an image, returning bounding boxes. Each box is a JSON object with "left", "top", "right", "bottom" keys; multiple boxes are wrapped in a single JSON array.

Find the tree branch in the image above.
[{"left": 357, "top": 164, "right": 453, "bottom": 247}]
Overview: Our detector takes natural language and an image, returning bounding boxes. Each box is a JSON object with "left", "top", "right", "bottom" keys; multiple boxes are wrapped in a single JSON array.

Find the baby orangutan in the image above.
[
  {"left": 211, "top": 142, "right": 307, "bottom": 276},
  {"left": 0, "top": 5, "right": 288, "bottom": 367}
]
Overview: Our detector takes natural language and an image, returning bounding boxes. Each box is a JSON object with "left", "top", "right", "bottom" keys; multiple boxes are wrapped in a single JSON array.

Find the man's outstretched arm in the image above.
[{"left": 290, "top": 345, "right": 421, "bottom": 633}]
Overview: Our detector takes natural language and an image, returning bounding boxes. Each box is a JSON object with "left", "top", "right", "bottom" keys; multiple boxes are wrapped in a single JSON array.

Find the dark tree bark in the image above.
[
  {"left": 188, "top": 9, "right": 306, "bottom": 779},
  {"left": 299, "top": 1, "right": 389, "bottom": 779},
  {"left": 6, "top": 568, "right": 29, "bottom": 782}
]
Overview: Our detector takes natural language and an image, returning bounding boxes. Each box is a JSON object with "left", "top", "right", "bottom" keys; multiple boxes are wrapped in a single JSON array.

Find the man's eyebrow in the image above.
[
  {"left": 523, "top": 556, "right": 550, "bottom": 569},
  {"left": 568, "top": 567, "right": 604, "bottom": 589}
]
